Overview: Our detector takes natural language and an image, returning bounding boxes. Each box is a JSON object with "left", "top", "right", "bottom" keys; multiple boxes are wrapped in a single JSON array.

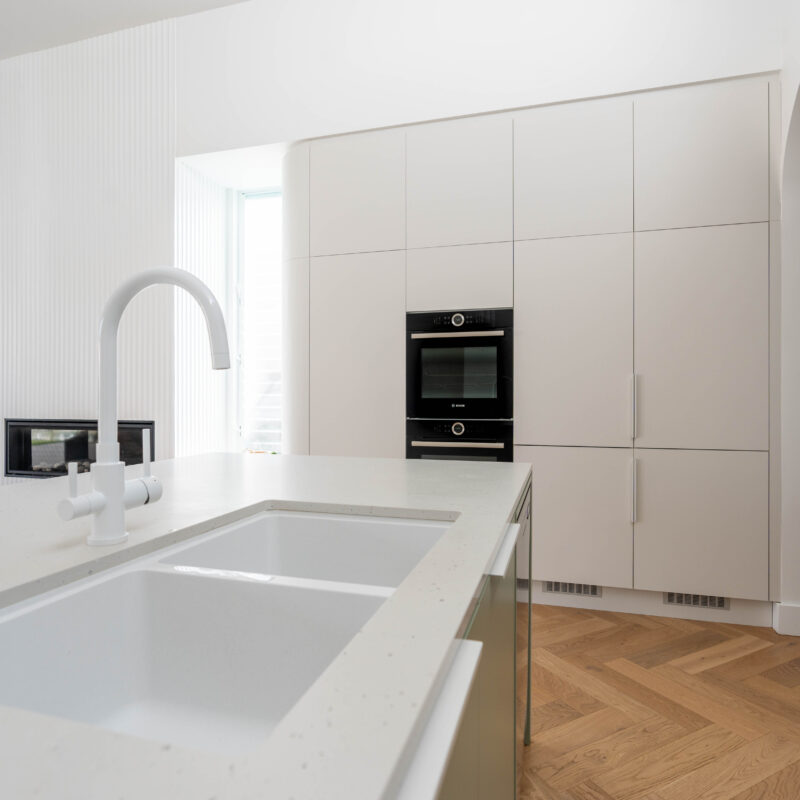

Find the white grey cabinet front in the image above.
[
  {"left": 515, "top": 446, "right": 634, "bottom": 590},
  {"left": 309, "top": 251, "right": 405, "bottom": 458},
  {"left": 514, "top": 97, "right": 633, "bottom": 240},
  {"left": 406, "top": 115, "right": 512, "bottom": 249},
  {"left": 514, "top": 234, "right": 633, "bottom": 449},
  {"left": 634, "top": 79, "right": 769, "bottom": 231},
  {"left": 632, "top": 449, "right": 769, "bottom": 601},
  {"left": 634, "top": 223, "right": 769, "bottom": 451}
]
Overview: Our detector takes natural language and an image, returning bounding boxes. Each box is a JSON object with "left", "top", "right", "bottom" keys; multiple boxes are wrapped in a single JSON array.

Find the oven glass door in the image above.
[{"left": 407, "top": 331, "right": 512, "bottom": 419}]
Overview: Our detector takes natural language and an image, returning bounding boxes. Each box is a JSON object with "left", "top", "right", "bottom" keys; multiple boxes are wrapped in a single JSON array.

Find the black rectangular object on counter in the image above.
[{"left": 4, "top": 418, "right": 155, "bottom": 478}]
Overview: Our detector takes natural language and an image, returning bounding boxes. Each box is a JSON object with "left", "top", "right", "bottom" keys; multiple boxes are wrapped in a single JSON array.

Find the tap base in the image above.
[{"left": 87, "top": 531, "right": 129, "bottom": 547}]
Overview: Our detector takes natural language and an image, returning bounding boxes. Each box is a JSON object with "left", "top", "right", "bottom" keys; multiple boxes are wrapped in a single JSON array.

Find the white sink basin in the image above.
[
  {"left": 0, "top": 568, "right": 384, "bottom": 754},
  {"left": 160, "top": 511, "right": 450, "bottom": 588}
]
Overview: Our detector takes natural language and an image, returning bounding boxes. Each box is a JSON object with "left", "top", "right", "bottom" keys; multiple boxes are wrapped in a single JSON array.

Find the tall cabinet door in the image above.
[
  {"left": 310, "top": 251, "right": 405, "bottom": 458},
  {"left": 633, "top": 449, "right": 768, "bottom": 601},
  {"left": 515, "top": 234, "right": 633, "bottom": 448},
  {"left": 634, "top": 223, "right": 768, "bottom": 451},
  {"left": 515, "top": 446, "right": 633, "bottom": 589}
]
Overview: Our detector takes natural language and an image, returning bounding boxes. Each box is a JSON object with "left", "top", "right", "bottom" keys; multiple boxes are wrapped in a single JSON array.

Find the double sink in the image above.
[{"left": 0, "top": 511, "right": 449, "bottom": 754}]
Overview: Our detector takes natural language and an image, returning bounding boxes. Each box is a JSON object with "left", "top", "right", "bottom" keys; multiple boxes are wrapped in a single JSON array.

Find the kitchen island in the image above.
[{"left": 0, "top": 452, "right": 531, "bottom": 799}]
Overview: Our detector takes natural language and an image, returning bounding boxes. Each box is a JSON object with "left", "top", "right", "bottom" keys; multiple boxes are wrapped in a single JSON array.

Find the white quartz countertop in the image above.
[{"left": 0, "top": 452, "right": 531, "bottom": 800}]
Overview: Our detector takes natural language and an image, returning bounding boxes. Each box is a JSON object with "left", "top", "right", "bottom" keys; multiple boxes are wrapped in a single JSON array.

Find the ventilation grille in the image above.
[
  {"left": 664, "top": 592, "right": 729, "bottom": 610},
  {"left": 544, "top": 581, "right": 602, "bottom": 597}
]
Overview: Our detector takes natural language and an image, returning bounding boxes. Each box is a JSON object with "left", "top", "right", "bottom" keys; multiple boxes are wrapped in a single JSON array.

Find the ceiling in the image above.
[{"left": 0, "top": 0, "right": 245, "bottom": 60}]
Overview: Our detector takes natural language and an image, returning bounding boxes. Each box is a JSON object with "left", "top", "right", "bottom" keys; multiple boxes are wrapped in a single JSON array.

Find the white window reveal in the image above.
[{"left": 237, "top": 192, "right": 282, "bottom": 453}]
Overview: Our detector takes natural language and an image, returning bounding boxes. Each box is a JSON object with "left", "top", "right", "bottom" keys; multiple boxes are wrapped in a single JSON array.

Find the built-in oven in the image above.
[
  {"left": 406, "top": 419, "right": 513, "bottom": 462},
  {"left": 406, "top": 309, "right": 513, "bottom": 420}
]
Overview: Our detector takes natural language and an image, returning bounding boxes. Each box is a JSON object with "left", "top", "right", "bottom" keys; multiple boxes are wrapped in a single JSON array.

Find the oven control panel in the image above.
[{"left": 407, "top": 308, "right": 512, "bottom": 333}]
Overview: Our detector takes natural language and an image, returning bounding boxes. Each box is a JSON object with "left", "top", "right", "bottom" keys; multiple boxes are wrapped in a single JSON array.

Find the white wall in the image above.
[
  {"left": 0, "top": 21, "right": 177, "bottom": 475},
  {"left": 781, "top": 101, "right": 800, "bottom": 613},
  {"left": 177, "top": 0, "right": 782, "bottom": 156},
  {"left": 781, "top": 0, "right": 800, "bottom": 149},
  {"left": 777, "top": 0, "right": 800, "bottom": 628}
]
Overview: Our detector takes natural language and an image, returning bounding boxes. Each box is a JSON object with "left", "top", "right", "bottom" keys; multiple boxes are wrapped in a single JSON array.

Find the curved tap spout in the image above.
[
  {"left": 57, "top": 267, "right": 230, "bottom": 546},
  {"left": 97, "top": 267, "right": 230, "bottom": 464}
]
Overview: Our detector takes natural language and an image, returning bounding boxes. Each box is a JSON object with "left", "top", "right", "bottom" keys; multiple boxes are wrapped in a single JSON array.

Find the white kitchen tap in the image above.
[{"left": 58, "top": 267, "right": 230, "bottom": 545}]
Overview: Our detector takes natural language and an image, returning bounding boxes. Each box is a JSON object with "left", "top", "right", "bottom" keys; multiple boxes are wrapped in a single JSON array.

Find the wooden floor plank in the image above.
[
  {"left": 667, "top": 635, "right": 772, "bottom": 674},
  {"left": 533, "top": 662, "right": 607, "bottom": 715},
  {"left": 562, "top": 652, "right": 711, "bottom": 733},
  {"left": 534, "top": 616, "right": 617, "bottom": 647},
  {"left": 729, "top": 760, "right": 800, "bottom": 799},
  {"left": 704, "top": 638, "right": 800, "bottom": 681},
  {"left": 628, "top": 629, "right": 731, "bottom": 669},
  {"left": 520, "top": 604, "right": 800, "bottom": 800},
  {"left": 606, "top": 658, "right": 767, "bottom": 740},
  {"left": 656, "top": 734, "right": 800, "bottom": 800},
  {"left": 532, "top": 699, "right": 584, "bottom": 735},
  {"left": 592, "top": 725, "right": 746, "bottom": 800},
  {"left": 534, "top": 648, "right": 655, "bottom": 722},
  {"left": 760, "top": 657, "right": 800, "bottom": 688},
  {"left": 537, "top": 715, "right": 687, "bottom": 790},
  {"left": 530, "top": 707, "right": 635, "bottom": 763}
]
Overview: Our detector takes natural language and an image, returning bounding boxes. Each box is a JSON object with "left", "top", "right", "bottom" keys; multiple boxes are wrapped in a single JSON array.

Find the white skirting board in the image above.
[
  {"left": 773, "top": 603, "right": 800, "bottom": 636},
  {"left": 518, "top": 580, "right": 773, "bottom": 628}
]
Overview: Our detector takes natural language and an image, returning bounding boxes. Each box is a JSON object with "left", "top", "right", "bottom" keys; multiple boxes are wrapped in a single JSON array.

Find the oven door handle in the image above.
[
  {"left": 410, "top": 441, "right": 505, "bottom": 449},
  {"left": 409, "top": 330, "right": 505, "bottom": 340}
]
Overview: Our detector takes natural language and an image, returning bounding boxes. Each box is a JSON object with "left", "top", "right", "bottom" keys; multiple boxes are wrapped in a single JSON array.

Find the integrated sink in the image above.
[
  {"left": 0, "top": 568, "right": 384, "bottom": 753},
  {"left": 0, "top": 509, "right": 450, "bottom": 754},
  {"left": 160, "top": 511, "right": 450, "bottom": 588}
]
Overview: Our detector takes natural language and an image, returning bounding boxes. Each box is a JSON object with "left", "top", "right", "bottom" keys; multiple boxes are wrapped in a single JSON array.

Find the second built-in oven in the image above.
[{"left": 406, "top": 309, "right": 513, "bottom": 420}]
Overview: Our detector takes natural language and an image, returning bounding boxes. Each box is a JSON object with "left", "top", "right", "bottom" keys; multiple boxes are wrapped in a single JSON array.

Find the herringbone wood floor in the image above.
[{"left": 517, "top": 603, "right": 800, "bottom": 800}]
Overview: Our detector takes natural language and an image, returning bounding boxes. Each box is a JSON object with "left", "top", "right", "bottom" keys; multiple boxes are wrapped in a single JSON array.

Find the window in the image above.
[{"left": 237, "top": 192, "right": 282, "bottom": 452}]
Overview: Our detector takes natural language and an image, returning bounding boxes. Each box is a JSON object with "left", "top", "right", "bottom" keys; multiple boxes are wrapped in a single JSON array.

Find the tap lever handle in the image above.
[
  {"left": 142, "top": 428, "right": 151, "bottom": 478},
  {"left": 67, "top": 462, "right": 78, "bottom": 498}
]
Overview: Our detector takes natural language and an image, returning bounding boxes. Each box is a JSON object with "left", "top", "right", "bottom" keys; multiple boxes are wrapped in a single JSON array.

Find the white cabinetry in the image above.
[
  {"left": 515, "top": 446, "right": 633, "bottom": 590},
  {"left": 634, "top": 80, "right": 769, "bottom": 231},
  {"left": 406, "top": 241, "right": 512, "bottom": 312},
  {"left": 282, "top": 143, "right": 309, "bottom": 261},
  {"left": 406, "top": 115, "right": 512, "bottom": 248},
  {"left": 634, "top": 223, "right": 769, "bottom": 451},
  {"left": 309, "top": 251, "right": 405, "bottom": 457},
  {"left": 515, "top": 234, "right": 633, "bottom": 448},
  {"left": 633, "top": 449, "right": 769, "bottom": 601},
  {"left": 309, "top": 129, "right": 405, "bottom": 256},
  {"left": 514, "top": 98, "right": 633, "bottom": 239}
]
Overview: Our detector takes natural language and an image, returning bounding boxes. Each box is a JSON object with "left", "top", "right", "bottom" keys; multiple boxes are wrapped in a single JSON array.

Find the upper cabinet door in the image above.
[
  {"left": 406, "top": 115, "right": 512, "bottom": 248},
  {"left": 634, "top": 80, "right": 769, "bottom": 231},
  {"left": 309, "top": 251, "right": 405, "bottom": 458},
  {"left": 310, "top": 129, "right": 405, "bottom": 256},
  {"left": 635, "top": 223, "right": 768, "bottom": 451},
  {"left": 406, "top": 241, "right": 512, "bottom": 312},
  {"left": 515, "top": 234, "right": 633, "bottom": 448},
  {"left": 514, "top": 99, "right": 633, "bottom": 240}
]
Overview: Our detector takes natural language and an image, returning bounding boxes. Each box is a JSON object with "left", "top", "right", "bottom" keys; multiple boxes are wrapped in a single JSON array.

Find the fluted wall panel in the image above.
[
  {"left": 0, "top": 21, "right": 176, "bottom": 481},
  {"left": 174, "top": 161, "right": 230, "bottom": 456}
]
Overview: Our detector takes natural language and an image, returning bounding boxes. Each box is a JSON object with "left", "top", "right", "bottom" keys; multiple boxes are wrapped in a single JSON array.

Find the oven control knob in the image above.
[
  {"left": 452, "top": 421, "right": 465, "bottom": 436},
  {"left": 451, "top": 312, "right": 465, "bottom": 327}
]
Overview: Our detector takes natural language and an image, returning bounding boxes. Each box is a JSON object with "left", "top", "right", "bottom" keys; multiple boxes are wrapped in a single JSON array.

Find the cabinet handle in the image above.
[
  {"left": 630, "top": 373, "right": 638, "bottom": 440},
  {"left": 631, "top": 457, "right": 638, "bottom": 524},
  {"left": 488, "top": 523, "right": 520, "bottom": 577}
]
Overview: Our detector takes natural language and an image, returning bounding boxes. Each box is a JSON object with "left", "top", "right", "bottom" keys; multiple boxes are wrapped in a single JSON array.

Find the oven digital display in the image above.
[{"left": 420, "top": 346, "right": 498, "bottom": 399}]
